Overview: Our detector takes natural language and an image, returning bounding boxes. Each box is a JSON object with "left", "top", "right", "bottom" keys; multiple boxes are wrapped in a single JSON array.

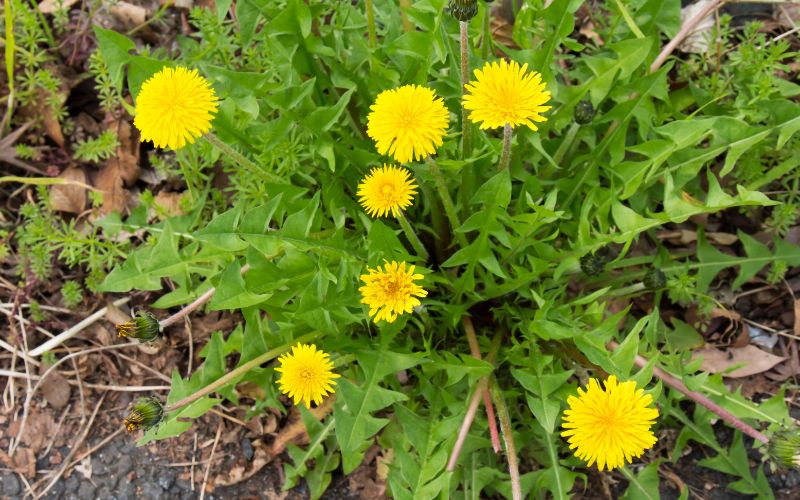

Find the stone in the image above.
[
  {"left": 1, "top": 472, "right": 21, "bottom": 496},
  {"left": 77, "top": 481, "right": 96, "bottom": 499}
]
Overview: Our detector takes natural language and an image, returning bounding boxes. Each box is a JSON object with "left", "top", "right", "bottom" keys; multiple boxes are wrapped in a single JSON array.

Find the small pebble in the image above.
[
  {"left": 141, "top": 482, "right": 165, "bottom": 500},
  {"left": 92, "top": 456, "right": 110, "bottom": 476},
  {"left": 242, "top": 437, "right": 254, "bottom": 461},
  {"left": 116, "top": 455, "right": 134, "bottom": 477},
  {"left": 1, "top": 472, "right": 21, "bottom": 496},
  {"left": 65, "top": 474, "right": 80, "bottom": 493},
  {"left": 77, "top": 481, "right": 96, "bottom": 499},
  {"left": 157, "top": 472, "right": 175, "bottom": 490}
]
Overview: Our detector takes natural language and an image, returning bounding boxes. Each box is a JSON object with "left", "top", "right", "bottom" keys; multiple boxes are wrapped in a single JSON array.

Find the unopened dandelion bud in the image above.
[
  {"left": 643, "top": 268, "right": 666, "bottom": 290},
  {"left": 768, "top": 429, "right": 800, "bottom": 470},
  {"left": 116, "top": 311, "right": 160, "bottom": 342},
  {"left": 574, "top": 99, "right": 595, "bottom": 125},
  {"left": 449, "top": 0, "right": 478, "bottom": 22},
  {"left": 580, "top": 253, "right": 606, "bottom": 277},
  {"left": 123, "top": 396, "right": 164, "bottom": 433}
]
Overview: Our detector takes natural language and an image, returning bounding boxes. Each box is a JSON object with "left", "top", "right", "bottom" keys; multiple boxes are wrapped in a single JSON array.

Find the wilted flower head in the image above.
[
  {"left": 116, "top": 311, "right": 160, "bottom": 342},
  {"left": 359, "top": 260, "right": 427, "bottom": 323},
  {"left": 123, "top": 396, "right": 164, "bottom": 433},
  {"left": 357, "top": 164, "right": 418, "bottom": 218},
  {"left": 275, "top": 343, "right": 340, "bottom": 409},
  {"left": 134, "top": 66, "right": 219, "bottom": 150},
  {"left": 561, "top": 375, "right": 659, "bottom": 471},
  {"left": 366, "top": 85, "right": 450, "bottom": 164},
  {"left": 768, "top": 428, "right": 800, "bottom": 470},
  {"left": 463, "top": 59, "right": 551, "bottom": 130}
]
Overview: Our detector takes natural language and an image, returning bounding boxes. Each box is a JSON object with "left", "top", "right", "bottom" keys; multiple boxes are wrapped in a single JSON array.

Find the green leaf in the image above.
[
  {"left": 208, "top": 260, "right": 272, "bottom": 310},
  {"left": 334, "top": 350, "right": 424, "bottom": 473},
  {"left": 92, "top": 26, "right": 134, "bottom": 89}
]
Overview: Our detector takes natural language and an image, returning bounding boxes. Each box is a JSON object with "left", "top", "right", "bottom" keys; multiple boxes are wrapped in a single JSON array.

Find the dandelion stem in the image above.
[
  {"left": 448, "top": 326, "right": 504, "bottom": 471},
  {"left": 498, "top": 123, "right": 513, "bottom": 171},
  {"left": 491, "top": 378, "right": 522, "bottom": 500},
  {"left": 159, "top": 264, "right": 250, "bottom": 329},
  {"left": 552, "top": 122, "right": 579, "bottom": 166},
  {"left": 463, "top": 317, "right": 501, "bottom": 453},
  {"left": 481, "top": 3, "right": 492, "bottom": 60},
  {"left": 460, "top": 21, "right": 473, "bottom": 158},
  {"left": 165, "top": 332, "right": 319, "bottom": 413},
  {"left": 611, "top": 341, "right": 770, "bottom": 444},
  {"left": 397, "top": 211, "right": 429, "bottom": 261},
  {"left": 425, "top": 156, "right": 468, "bottom": 248},
  {"left": 204, "top": 133, "right": 280, "bottom": 182},
  {"left": 365, "top": 0, "right": 377, "bottom": 48}
]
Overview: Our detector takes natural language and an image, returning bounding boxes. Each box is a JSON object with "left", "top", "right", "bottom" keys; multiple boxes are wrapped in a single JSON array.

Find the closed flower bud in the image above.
[
  {"left": 768, "top": 429, "right": 800, "bottom": 470},
  {"left": 580, "top": 252, "right": 606, "bottom": 276},
  {"left": 123, "top": 397, "right": 164, "bottom": 433},
  {"left": 643, "top": 268, "right": 666, "bottom": 290},
  {"left": 116, "top": 311, "right": 160, "bottom": 342},
  {"left": 449, "top": 0, "right": 478, "bottom": 22},
  {"left": 574, "top": 99, "right": 595, "bottom": 125}
]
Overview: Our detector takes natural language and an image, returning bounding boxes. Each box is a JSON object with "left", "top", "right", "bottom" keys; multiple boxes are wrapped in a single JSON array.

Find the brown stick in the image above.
[
  {"left": 463, "top": 317, "right": 502, "bottom": 452},
  {"left": 650, "top": 0, "right": 727, "bottom": 74}
]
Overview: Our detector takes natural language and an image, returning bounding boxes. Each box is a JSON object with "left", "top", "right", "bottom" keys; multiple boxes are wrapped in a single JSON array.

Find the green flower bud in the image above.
[
  {"left": 580, "top": 252, "right": 606, "bottom": 277},
  {"left": 449, "top": 0, "right": 478, "bottom": 22},
  {"left": 574, "top": 99, "right": 595, "bottom": 125},
  {"left": 123, "top": 396, "right": 164, "bottom": 433},
  {"left": 116, "top": 311, "right": 160, "bottom": 342},
  {"left": 643, "top": 268, "right": 666, "bottom": 290},
  {"left": 768, "top": 429, "right": 800, "bottom": 470}
]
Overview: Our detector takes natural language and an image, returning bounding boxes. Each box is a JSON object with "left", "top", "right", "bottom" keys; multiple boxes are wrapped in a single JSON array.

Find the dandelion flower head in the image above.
[
  {"left": 357, "top": 164, "right": 418, "bottom": 218},
  {"left": 134, "top": 66, "right": 219, "bottom": 150},
  {"left": 561, "top": 375, "right": 659, "bottom": 471},
  {"left": 366, "top": 85, "right": 449, "bottom": 163},
  {"left": 275, "top": 343, "right": 340, "bottom": 409},
  {"left": 359, "top": 261, "right": 427, "bottom": 323},
  {"left": 463, "top": 59, "right": 551, "bottom": 130}
]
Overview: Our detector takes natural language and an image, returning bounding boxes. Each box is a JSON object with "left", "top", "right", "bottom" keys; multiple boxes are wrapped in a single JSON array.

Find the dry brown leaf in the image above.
[
  {"left": 211, "top": 438, "right": 270, "bottom": 487},
  {"left": 13, "top": 447, "right": 36, "bottom": 478},
  {"left": 38, "top": 0, "right": 79, "bottom": 13},
  {"left": 39, "top": 368, "right": 71, "bottom": 410},
  {"left": 41, "top": 104, "right": 64, "bottom": 147},
  {"left": 111, "top": 2, "right": 147, "bottom": 28},
  {"left": 693, "top": 345, "right": 787, "bottom": 378},
  {"left": 270, "top": 397, "right": 334, "bottom": 455},
  {"left": 50, "top": 166, "right": 87, "bottom": 214},
  {"left": 794, "top": 299, "right": 800, "bottom": 337},
  {"left": 96, "top": 121, "right": 140, "bottom": 214},
  {"left": 154, "top": 191, "right": 186, "bottom": 217}
]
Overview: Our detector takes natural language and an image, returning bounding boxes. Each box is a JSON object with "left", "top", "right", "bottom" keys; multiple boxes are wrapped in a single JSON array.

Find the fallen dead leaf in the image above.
[
  {"left": 38, "top": 0, "right": 79, "bottom": 13},
  {"left": 693, "top": 345, "right": 787, "bottom": 378},
  {"left": 794, "top": 299, "right": 800, "bottom": 337},
  {"left": 13, "top": 447, "right": 36, "bottom": 478},
  {"left": 153, "top": 191, "right": 186, "bottom": 218},
  {"left": 678, "top": 0, "right": 716, "bottom": 54},
  {"left": 96, "top": 121, "right": 140, "bottom": 214},
  {"left": 111, "top": 2, "right": 147, "bottom": 28},
  {"left": 39, "top": 367, "right": 71, "bottom": 410},
  {"left": 75, "top": 454, "right": 92, "bottom": 479},
  {"left": 270, "top": 397, "right": 334, "bottom": 456},
  {"left": 50, "top": 166, "right": 87, "bottom": 214}
]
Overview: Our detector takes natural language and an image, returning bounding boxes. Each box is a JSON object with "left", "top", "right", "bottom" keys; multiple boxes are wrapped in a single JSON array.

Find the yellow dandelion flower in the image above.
[
  {"left": 359, "top": 260, "right": 427, "bottom": 323},
  {"left": 134, "top": 66, "right": 219, "bottom": 150},
  {"left": 357, "top": 164, "right": 418, "bottom": 218},
  {"left": 561, "top": 375, "right": 659, "bottom": 471},
  {"left": 463, "top": 59, "right": 551, "bottom": 130},
  {"left": 275, "top": 343, "right": 340, "bottom": 409},
  {"left": 366, "top": 85, "right": 449, "bottom": 163}
]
